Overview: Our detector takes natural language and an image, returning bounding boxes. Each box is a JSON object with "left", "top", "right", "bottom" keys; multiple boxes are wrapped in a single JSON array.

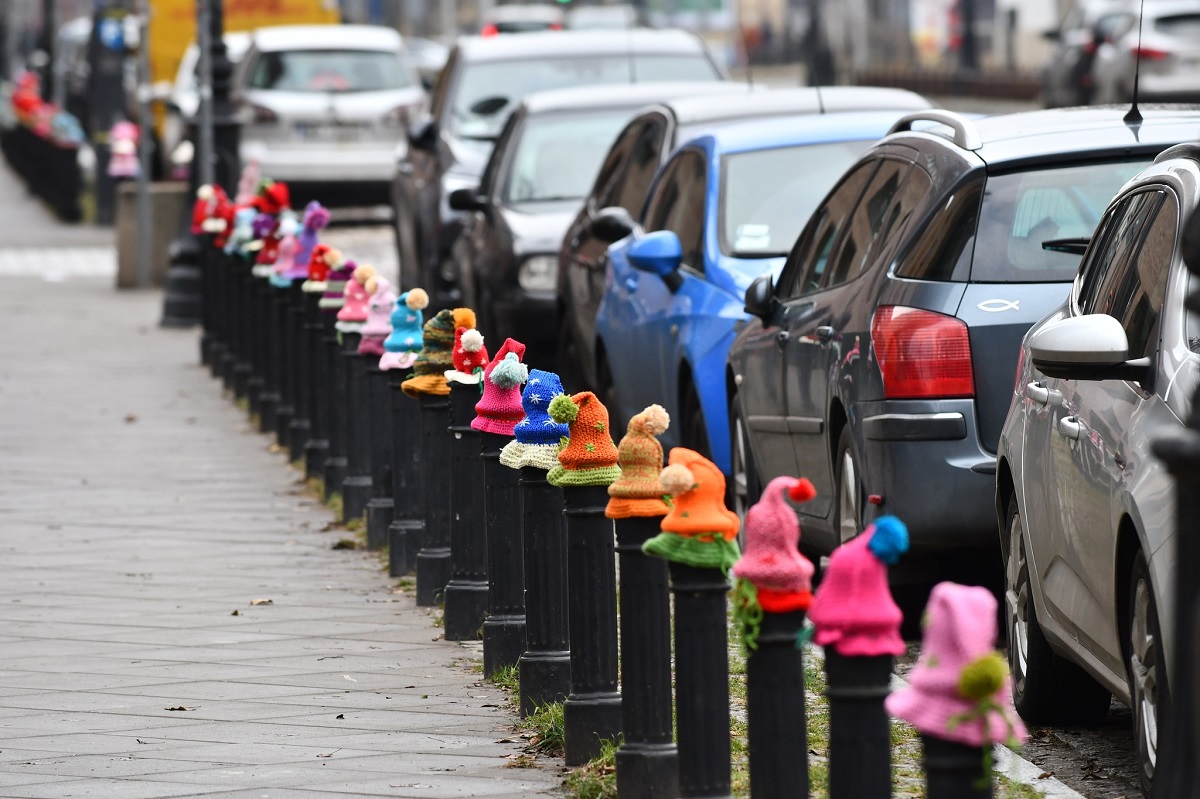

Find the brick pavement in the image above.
[{"left": 0, "top": 275, "right": 560, "bottom": 798}]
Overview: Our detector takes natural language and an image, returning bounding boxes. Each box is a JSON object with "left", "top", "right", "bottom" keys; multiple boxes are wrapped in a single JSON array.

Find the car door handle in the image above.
[
  {"left": 776, "top": 331, "right": 790, "bottom": 348},
  {"left": 1058, "top": 415, "right": 1082, "bottom": 440},
  {"left": 1027, "top": 382, "right": 1050, "bottom": 405},
  {"left": 623, "top": 276, "right": 638, "bottom": 291},
  {"left": 815, "top": 325, "right": 835, "bottom": 342}
]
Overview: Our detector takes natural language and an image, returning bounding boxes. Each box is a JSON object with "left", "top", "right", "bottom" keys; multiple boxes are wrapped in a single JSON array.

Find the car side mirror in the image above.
[
  {"left": 627, "top": 230, "right": 683, "bottom": 290},
  {"left": 408, "top": 116, "right": 438, "bottom": 150},
  {"left": 744, "top": 273, "right": 780, "bottom": 320},
  {"left": 448, "top": 187, "right": 487, "bottom": 212},
  {"left": 1029, "top": 314, "right": 1152, "bottom": 383},
  {"left": 590, "top": 206, "right": 636, "bottom": 243}
]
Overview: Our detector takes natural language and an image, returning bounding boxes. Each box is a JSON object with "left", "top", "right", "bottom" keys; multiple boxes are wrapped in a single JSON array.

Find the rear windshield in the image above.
[
  {"left": 452, "top": 54, "right": 719, "bottom": 139},
  {"left": 248, "top": 49, "right": 410, "bottom": 93},
  {"left": 971, "top": 159, "right": 1147, "bottom": 283},
  {"left": 1156, "top": 13, "right": 1200, "bottom": 36},
  {"left": 505, "top": 110, "right": 633, "bottom": 204}
]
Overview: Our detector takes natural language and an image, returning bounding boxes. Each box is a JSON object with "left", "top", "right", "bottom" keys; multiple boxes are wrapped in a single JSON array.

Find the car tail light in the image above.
[
  {"left": 1083, "top": 38, "right": 1098, "bottom": 56},
  {"left": 250, "top": 103, "right": 278, "bottom": 124},
  {"left": 481, "top": 23, "right": 499, "bottom": 36},
  {"left": 1131, "top": 45, "right": 1170, "bottom": 60},
  {"left": 549, "top": 22, "right": 563, "bottom": 30},
  {"left": 870, "top": 305, "right": 975, "bottom": 399}
]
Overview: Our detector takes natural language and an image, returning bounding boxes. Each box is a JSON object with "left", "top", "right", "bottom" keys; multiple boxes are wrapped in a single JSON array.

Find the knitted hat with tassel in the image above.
[
  {"left": 401, "top": 308, "right": 476, "bottom": 397},
  {"left": 499, "top": 370, "right": 571, "bottom": 471},
  {"left": 642, "top": 447, "right": 741, "bottom": 572},
  {"left": 336, "top": 263, "right": 377, "bottom": 331},
  {"left": 445, "top": 327, "right": 489, "bottom": 385},
  {"left": 546, "top": 391, "right": 621, "bottom": 487},
  {"left": 472, "top": 339, "right": 528, "bottom": 436},
  {"left": 358, "top": 277, "right": 395, "bottom": 357},
  {"left": 379, "top": 288, "right": 428, "bottom": 371},
  {"left": 606, "top": 404, "right": 671, "bottom": 519}
]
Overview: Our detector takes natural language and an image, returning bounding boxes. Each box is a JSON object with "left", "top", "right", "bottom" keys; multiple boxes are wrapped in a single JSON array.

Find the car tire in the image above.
[
  {"left": 1005, "top": 495, "right": 1111, "bottom": 726},
  {"left": 729, "top": 390, "right": 761, "bottom": 525},
  {"left": 681, "top": 384, "right": 711, "bottom": 460},
  {"left": 833, "top": 427, "right": 864, "bottom": 544},
  {"left": 1127, "top": 550, "right": 1165, "bottom": 796}
]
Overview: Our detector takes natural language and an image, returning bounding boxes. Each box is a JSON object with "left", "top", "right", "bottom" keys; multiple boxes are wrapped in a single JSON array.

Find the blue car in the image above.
[{"left": 593, "top": 111, "right": 915, "bottom": 475}]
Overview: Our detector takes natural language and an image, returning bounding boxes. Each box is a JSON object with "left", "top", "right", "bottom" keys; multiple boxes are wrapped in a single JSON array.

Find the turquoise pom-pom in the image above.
[
  {"left": 867, "top": 515, "right": 909, "bottom": 565},
  {"left": 490, "top": 352, "right": 528, "bottom": 389}
]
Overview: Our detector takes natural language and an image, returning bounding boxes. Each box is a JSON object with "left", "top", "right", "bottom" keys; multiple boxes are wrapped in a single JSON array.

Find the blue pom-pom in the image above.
[
  {"left": 490, "top": 352, "right": 528, "bottom": 390},
  {"left": 867, "top": 515, "right": 908, "bottom": 565}
]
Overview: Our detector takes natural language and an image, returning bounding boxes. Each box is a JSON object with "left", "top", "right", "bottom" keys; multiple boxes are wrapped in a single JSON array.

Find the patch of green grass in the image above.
[
  {"left": 997, "top": 776, "right": 1043, "bottom": 799},
  {"left": 432, "top": 611, "right": 444, "bottom": 627},
  {"left": 290, "top": 458, "right": 303, "bottom": 472},
  {"left": 490, "top": 663, "right": 519, "bottom": 695},
  {"left": 326, "top": 492, "right": 343, "bottom": 519},
  {"left": 250, "top": 413, "right": 261, "bottom": 428},
  {"left": 396, "top": 577, "right": 415, "bottom": 591},
  {"left": 521, "top": 701, "right": 565, "bottom": 757},
  {"left": 236, "top": 397, "right": 249, "bottom": 411},
  {"left": 563, "top": 737, "right": 618, "bottom": 799},
  {"left": 306, "top": 476, "right": 325, "bottom": 499},
  {"left": 345, "top": 517, "right": 364, "bottom": 534}
]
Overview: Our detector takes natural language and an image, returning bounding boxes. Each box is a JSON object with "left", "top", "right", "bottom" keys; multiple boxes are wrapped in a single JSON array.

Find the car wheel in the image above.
[
  {"left": 1005, "top": 496, "right": 1111, "bottom": 726},
  {"left": 833, "top": 427, "right": 863, "bottom": 543},
  {"left": 729, "top": 390, "right": 761, "bottom": 525},
  {"left": 681, "top": 384, "right": 711, "bottom": 460},
  {"left": 1127, "top": 550, "right": 1165, "bottom": 795}
]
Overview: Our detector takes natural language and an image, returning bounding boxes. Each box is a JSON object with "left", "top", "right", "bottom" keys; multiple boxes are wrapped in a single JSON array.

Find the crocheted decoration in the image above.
[
  {"left": 402, "top": 308, "right": 476, "bottom": 397},
  {"left": 500, "top": 370, "right": 571, "bottom": 471},
  {"left": 471, "top": 339, "right": 527, "bottom": 435},
  {"left": 336, "top": 263, "right": 377, "bottom": 331},
  {"left": 808, "top": 516, "right": 909, "bottom": 657},
  {"left": 224, "top": 207, "right": 256, "bottom": 256},
  {"left": 546, "top": 392, "right": 621, "bottom": 487},
  {"left": 380, "top": 289, "right": 428, "bottom": 371},
  {"left": 358, "top": 277, "right": 396, "bottom": 356},
  {"left": 293, "top": 201, "right": 330, "bottom": 271},
  {"left": 606, "top": 404, "right": 671, "bottom": 519},
  {"left": 252, "top": 179, "right": 290, "bottom": 215},
  {"left": 730, "top": 477, "right": 817, "bottom": 652},
  {"left": 318, "top": 251, "right": 352, "bottom": 310},
  {"left": 642, "top": 448, "right": 741, "bottom": 571},
  {"left": 301, "top": 244, "right": 332, "bottom": 292},
  {"left": 445, "top": 327, "right": 489, "bottom": 385}
]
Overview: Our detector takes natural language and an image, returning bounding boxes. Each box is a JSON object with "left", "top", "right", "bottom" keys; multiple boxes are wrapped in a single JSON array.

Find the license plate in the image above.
[{"left": 294, "top": 122, "right": 369, "bottom": 142}]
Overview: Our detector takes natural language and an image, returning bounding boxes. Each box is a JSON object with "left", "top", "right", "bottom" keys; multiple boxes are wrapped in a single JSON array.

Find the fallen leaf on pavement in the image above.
[
  {"left": 335, "top": 714, "right": 344, "bottom": 719},
  {"left": 124, "top": 414, "right": 137, "bottom": 423},
  {"left": 230, "top": 610, "right": 239, "bottom": 616},
  {"left": 316, "top": 750, "right": 339, "bottom": 758},
  {"left": 250, "top": 598, "right": 273, "bottom": 606},
  {"left": 165, "top": 706, "right": 196, "bottom": 711}
]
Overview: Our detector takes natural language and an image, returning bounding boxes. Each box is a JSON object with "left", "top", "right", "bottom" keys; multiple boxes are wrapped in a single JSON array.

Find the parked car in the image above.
[
  {"left": 446, "top": 82, "right": 746, "bottom": 365},
  {"left": 391, "top": 29, "right": 727, "bottom": 308},
  {"left": 725, "top": 107, "right": 1200, "bottom": 564},
  {"left": 996, "top": 142, "right": 1200, "bottom": 794},
  {"left": 1041, "top": 0, "right": 1134, "bottom": 107},
  {"left": 566, "top": 4, "right": 639, "bottom": 29},
  {"left": 593, "top": 111, "right": 918, "bottom": 479},
  {"left": 480, "top": 4, "right": 565, "bottom": 35},
  {"left": 1091, "top": 0, "right": 1200, "bottom": 104},
  {"left": 556, "top": 86, "right": 933, "bottom": 395},
  {"left": 162, "top": 33, "right": 253, "bottom": 178},
  {"left": 235, "top": 25, "right": 425, "bottom": 206},
  {"left": 404, "top": 37, "right": 451, "bottom": 92}
]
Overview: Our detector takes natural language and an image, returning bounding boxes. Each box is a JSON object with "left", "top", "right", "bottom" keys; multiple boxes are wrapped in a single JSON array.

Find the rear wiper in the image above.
[{"left": 1041, "top": 237, "right": 1090, "bottom": 255}]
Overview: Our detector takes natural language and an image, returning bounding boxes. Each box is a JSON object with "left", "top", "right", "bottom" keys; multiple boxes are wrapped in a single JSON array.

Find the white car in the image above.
[
  {"left": 235, "top": 25, "right": 425, "bottom": 206},
  {"left": 162, "top": 33, "right": 253, "bottom": 178}
]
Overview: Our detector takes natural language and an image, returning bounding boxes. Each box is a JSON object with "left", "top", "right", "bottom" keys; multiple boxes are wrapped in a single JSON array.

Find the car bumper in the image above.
[
  {"left": 855, "top": 397, "right": 997, "bottom": 551},
  {"left": 241, "top": 140, "right": 398, "bottom": 184}
]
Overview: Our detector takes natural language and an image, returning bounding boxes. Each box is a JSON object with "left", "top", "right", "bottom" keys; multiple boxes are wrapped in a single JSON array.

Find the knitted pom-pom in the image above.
[
  {"left": 406, "top": 288, "right": 429, "bottom": 310},
  {"left": 491, "top": 353, "right": 528, "bottom": 389},
  {"left": 460, "top": 328, "right": 484, "bottom": 352},
  {"left": 548, "top": 394, "right": 579, "bottom": 424},
  {"left": 353, "top": 263, "right": 376, "bottom": 284},
  {"left": 324, "top": 248, "right": 345, "bottom": 268},
  {"left": 453, "top": 307, "right": 476, "bottom": 330},
  {"left": 867, "top": 515, "right": 909, "bottom": 565},
  {"left": 957, "top": 652, "right": 1008, "bottom": 700},
  {"left": 631, "top": 404, "right": 669, "bottom": 436},
  {"left": 304, "top": 202, "right": 330, "bottom": 229},
  {"left": 659, "top": 464, "right": 695, "bottom": 497},
  {"left": 788, "top": 477, "right": 817, "bottom": 503},
  {"left": 197, "top": 184, "right": 214, "bottom": 201},
  {"left": 364, "top": 276, "right": 378, "bottom": 295}
]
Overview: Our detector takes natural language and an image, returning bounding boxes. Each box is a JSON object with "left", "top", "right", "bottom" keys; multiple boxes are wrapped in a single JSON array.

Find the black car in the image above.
[
  {"left": 391, "top": 29, "right": 726, "bottom": 309},
  {"left": 555, "top": 86, "right": 932, "bottom": 391},
  {"left": 726, "top": 106, "right": 1200, "bottom": 571},
  {"left": 446, "top": 82, "right": 747, "bottom": 364}
]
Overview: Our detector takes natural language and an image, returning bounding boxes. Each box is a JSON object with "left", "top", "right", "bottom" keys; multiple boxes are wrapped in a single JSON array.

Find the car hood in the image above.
[{"left": 501, "top": 201, "right": 579, "bottom": 255}]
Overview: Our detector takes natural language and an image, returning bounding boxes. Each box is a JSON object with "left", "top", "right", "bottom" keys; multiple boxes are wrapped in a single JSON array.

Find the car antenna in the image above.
[
  {"left": 1124, "top": 0, "right": 1146, "bottom": 126},
  {"left": 737, "top": 8, "right": 754, "bottom": 89},
  {"left": 805, "top": 15, "right": 826, "bottom": 113}
]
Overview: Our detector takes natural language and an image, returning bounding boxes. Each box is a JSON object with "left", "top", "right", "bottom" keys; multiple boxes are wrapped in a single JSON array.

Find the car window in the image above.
[
  {"left": 823, "top": 159, "right": 911, "bottom": 288},
  {"left": 248, "top": 49, "right": 410, "bottom": 92},
  {"left": 479, "top": 112, "right": 520, "bottom": 198},
  {"left": 1103, "top": 191, "right": 1176, "bottom": 359},
  {"left": 613, "top": 118, "right": 668, "bottom": 214},
  {"left": 777, "top": 160, "right": 877, "bottom": 298},
  {"left": 1077, "top": 191, "right": 1159, "bottom": 316},
  {"left": 895, "top": 176, "right": 984, "bottom": 281},
  {"left": 589, "top": 123, "right": 639, "bottom": 210},
  {"left": 643, "top": 148, "right": 708, "bottom": 271},
  {"left": 851, "top": 163, "right": 932, "bottom": 277},
  {"left": 502, "top": 109, "right": 632, "bottom": 204}
]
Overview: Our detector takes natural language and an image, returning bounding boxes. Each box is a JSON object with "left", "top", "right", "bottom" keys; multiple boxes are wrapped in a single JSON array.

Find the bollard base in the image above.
[
  {"left": 323, "top": 456, "right": 348, "bottom": 500},
  {"left": 304, "top": 439, "right": 329, "bottom": 482},
  {"left": 237, "top": 367, "right": 256, "bottom": 403},
  {"left": 483, "top": 613, "right": 527, "bottom": 677},
  {"left": 389, "top": 518, "right": 423, "bottom": 577},
  {"left": 615, "top": 742, "right": 680, "bottom": 799},
  {"left": 518, "top": 649, "right": 571, "bottom": 718},
  {"left": 365, "top": 498, "right": 393, "bottom": 551},
  {"left": 564, "top": 692, "right": 623, "bottom": 766},
  {"left": 443, "top": 579, "right": 488, "bottom": 642},
  {"left": 921, "top": 735, "right": 993, "bottom": 799},
  {"left": 219, "top": 352, "right": 237, "bottom": 391},
  {"left": 274, "top": 403, "right": 294, "bottom": 451},
  {"left": 416, "top": 547, "right": 451, "bottom": 607},
  {"left": 341, "top": 476, "right": 372, "bottom": 524},
  {"left": 258, "top": 391, "right": 280, "bottom": 434},
  {"left": 288, "top": 419, "right": 310, "bottom": 463}
]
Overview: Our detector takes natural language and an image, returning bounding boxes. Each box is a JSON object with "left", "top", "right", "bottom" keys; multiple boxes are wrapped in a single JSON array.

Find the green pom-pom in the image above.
[
  {"left": 957, "top": 652, "right": 1008, "bottom": 700},
  {"left": 549, "top": 394, "right": 579, "bottom": 424}
]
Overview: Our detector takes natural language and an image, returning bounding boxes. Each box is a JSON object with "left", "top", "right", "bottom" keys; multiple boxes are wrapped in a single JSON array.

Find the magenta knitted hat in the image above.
[
  {"left": 336, "top": 264, "right": 377, "bottom": 330},
  {"left": 472, "top": 338, "right": 528, "bottom": 436},
  {"left": 887, "top": 582, "right": 1027, "bottom": 749},
  {"left": 730, "top": 476, "right": 817, "bottom": 610}
]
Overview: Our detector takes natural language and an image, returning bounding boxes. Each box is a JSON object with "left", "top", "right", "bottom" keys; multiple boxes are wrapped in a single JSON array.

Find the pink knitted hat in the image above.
[
  {"left": 336, "top": 264, "right": 376, "bottom": 328},
  {"left": 472, "top": 338, "right": 528, "bottom": 436},
  {"left": 358, "top": 277, "right": 395, "bottom": 356},
  {"left": 887, "top": 582, "right": 1027, "bottom": 749},
  {"left": 446, "top": 327, "right": 489, "bottom": 384},
  {"left": 807, "top": 516, "right": 909, "bottom": 657},
  {"left": 730, "top": 476, "right": 818, "bottom": 612}
]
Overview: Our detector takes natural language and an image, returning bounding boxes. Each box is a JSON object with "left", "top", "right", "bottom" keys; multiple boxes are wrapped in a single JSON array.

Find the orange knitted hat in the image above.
[
  {"left": 642, "top": 448, "right": 741, "bottom": 570},
  {"left": 546, "top": 391, "right": 621, "bottom": 487},
  {"left": 606, "top": 404, "right": 671, "bottom": 519}
]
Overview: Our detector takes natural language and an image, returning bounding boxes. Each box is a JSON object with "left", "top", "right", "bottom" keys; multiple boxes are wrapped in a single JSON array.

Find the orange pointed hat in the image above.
[
  {"left": 546, "top": 391, "right": 621, "bottom": 487},
  {"left": 642, "top": 447, "right": 741, "bottom": 571}
]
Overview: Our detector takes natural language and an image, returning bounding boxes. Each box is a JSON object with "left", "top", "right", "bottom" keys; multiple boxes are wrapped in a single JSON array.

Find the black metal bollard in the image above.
[
  {"left": 825, "top": 651, "right": 892, "bottom": 799},
  {"left": 286, "top": 282, "right": 310, "bottom": 461},
  {"left": 340, "top": 332, "right": 372, "bottom": 523},
  {"left": 518, "top": 466, "right": 570, "bottom": 716},
  {"left": 415, "top": 393, "right": 452, "bottom": 605},
  {"left": 364, "top": 361, "right": 393, "bottom": 551},
  {"left": 670, "top": 561, "right": 733, "bottom": 799},
  {"left": 322, "top": 314, "right": 348, "bottom": 499},
  {"left": 218, "top": 255, "right": 240, "bottom": 390},
  {"left": 746, "top": 610, "right": 809, "bottom": 799},
  {"left": 443, "top": 382, "right": 488, "bottom": 641},
  {"left": 561, "top": 484, "right": 622, "bottom": 766},
  {"left": 303, "top": 290, "right": 330, "bottom": 482},
  {"left": 922, "top": 735, "right": 991, "bottom": 799},
  {"left": 387, "top": 371, "right": 424, "bottom": 576},
  {"left": 270, "top": 285, "right": 294, "bottom": 446},
  {"left": 232, "top": 264, "right": 255, "bottom": 400},
  {"left": 614, "top": 515, "right": 678, "bottom": 798},
  {"left": 200, "top": 237, "right": 217, "bottom": 368},
  {"left": 251, "top": 277, "right": 274, "bottom": 429},
  {"left": 481, "top": 431, "right": 526, "bottom": 675}
]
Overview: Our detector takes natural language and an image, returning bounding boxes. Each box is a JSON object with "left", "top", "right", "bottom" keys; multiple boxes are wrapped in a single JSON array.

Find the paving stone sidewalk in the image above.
[{"left": 0, "top": 275, "right": 560, "bottom": 798}]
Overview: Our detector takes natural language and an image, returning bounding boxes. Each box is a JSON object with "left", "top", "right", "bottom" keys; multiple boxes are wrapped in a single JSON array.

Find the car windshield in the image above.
[
  {"left": 721, "top": 141, "right": 872, "bottom": 257},
  {"left": 248, "top": 49, "right": 410, "bottom": 93},
  {"left": 451, "top": 54, "right": 718, "bottom": 139},
  {"left": 505, "top": 110, "right": 633, "bottom": 204},
  {"left": 973, "top": 159, "right": 1148, "bottom": 282}
]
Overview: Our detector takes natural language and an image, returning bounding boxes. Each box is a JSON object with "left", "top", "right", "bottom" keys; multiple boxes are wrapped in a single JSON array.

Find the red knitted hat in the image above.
[
  {"left": 449, "top": 327, "right": 489, "bottom": 380},
  {"left": 472, "top": 338, "right": 528, "bottom": 436},
  {"left": 308, "top": 244, "right": 332, "bottom": 282}
]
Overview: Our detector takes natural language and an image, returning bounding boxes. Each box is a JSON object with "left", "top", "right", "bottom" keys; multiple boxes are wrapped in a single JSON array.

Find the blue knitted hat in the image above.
[
  {"left": 514, "top": 370, "right": 569, "bottom": 445},
  {"left": 384, "top": 289, "right": 427, "bottom": 353}
]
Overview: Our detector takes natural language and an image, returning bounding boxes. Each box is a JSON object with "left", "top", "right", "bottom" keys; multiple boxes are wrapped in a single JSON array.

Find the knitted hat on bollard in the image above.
[
  {"left": 807, "top": 516, "right": 909, "bottom": 657},
  {"left": 379, "top": 289, "right": 429, "bottom": 371},
  {"left": 472, "top": 339, "right": 528, "bottom": 436},
  {"left": 401, "top": 307, "right": 476, "bottom": 397},
  {"left": 293, "top": 200, "right": 330, "bottom": 271},
  {"left": 444, "top": 327, "right": 489, "bottom": 385},
  {"left": 500, "top": 370, "right": 571, "bottom": 471},
  {"left": 318, "top": 251, "right": 352, "bottom": 309},
  {"left": 886, "top": 582, "right": 1027, "bottom": 753},
  {"left": 546, "top": 391, "right": 621, "bottom": 487},
  {"left": 606, "top": 405, "right": 671, "bottom": 519},
  {"left": 336, "top": 263, "right": 378, "bottom": 331},
  {"left": 268, "top": 212, "right": 301, "bottom": 287},
  {"left": 301, "top": 244, "right": 333, "bottom": 293},
  {"left": 358, "top": 277, "right": 396, "bottom": 357},
  {"left": 642, "top": 447, "right": 741, "bottom": 571},
  {"left": 729, "top": 476, "right": 818, "bottom": 651}
]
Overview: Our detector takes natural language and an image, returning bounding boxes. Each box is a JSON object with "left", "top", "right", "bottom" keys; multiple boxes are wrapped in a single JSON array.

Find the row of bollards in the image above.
[{"left": 193, "top": 179, "right": 1029, "bottom": 799}]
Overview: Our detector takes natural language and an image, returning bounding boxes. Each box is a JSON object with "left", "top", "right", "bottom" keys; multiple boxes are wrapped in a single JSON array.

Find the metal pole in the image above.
[
  {"left": 195, "top": 0, "right": 214, "bottom": 189},
  {"left": 923, "top": 735, "right": 992, "bottom": 799},
  {"left": 443, "top": 382, "right": 488, "bottom": 641},
  {"left": 415, "top": 393, "right": 452, "bottom": 606},
  {"left": 341, "top": 331, "right": 373, "bottom": 523},
  {"left": 364, "top": 363, "right": 393, "bottom": 550},
  {"left": 825, "top": 651, "right": 892, "bottom": 798},
  {"left": 134, "top": 2, "right": 153, "bottom": 289},
  {"left": 387, "top": 372, "right": 424, "bottom": 576},
  {"left": 481, "top": 430, "right": 527, "bottom": 676},
  {"left": 746, "top": 610, "right": 809, "bottom": 799}
]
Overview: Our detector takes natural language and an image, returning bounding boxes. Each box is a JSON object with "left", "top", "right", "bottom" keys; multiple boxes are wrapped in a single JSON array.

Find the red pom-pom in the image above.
[{"left": 788, "top": 477, "right": 816, "bottom": 503}]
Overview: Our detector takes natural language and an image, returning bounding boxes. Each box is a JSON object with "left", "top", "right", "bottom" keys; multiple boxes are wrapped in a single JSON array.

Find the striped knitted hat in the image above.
[
  {"left": 401, "top": 308, "right": 476, "bottom": 397},
  {"left": 606, "top": 405, "right": 671, "bottom": 519}
]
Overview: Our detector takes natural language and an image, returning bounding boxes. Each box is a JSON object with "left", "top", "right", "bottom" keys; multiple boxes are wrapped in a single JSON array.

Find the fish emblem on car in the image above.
[{"left": 977, "top": 299, "right": 1020, "bottom": 313}]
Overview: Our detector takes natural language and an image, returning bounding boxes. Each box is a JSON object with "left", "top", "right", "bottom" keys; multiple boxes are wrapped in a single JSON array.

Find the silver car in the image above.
[
  {"left": 1092, "top": 0, "right": 1200, "bottom": 104},
  {"left": 996, "top": 143, "right": 1200, "bottom": 795},
  {"left": 235, "top": 25, "right": 425, "bottom": 205}
]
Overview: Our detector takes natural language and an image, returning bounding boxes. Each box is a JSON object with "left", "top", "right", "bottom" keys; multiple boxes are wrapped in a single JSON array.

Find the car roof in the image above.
[
  {"left": 696, "top": 110, "right": 918, "bottom": 155},
  {"left": 455, "top": 28, "right": 709, "bottom": 61},
  {"left": 486, "top": 4, "right": 564, "bottom": 22},
  {"left": 249, "top": 25, "right": 403, "bottom": 52},
  {"left": 660, "top": 86, "right": 932, "bottom": 126},
  {"left": 520, "top": 81, "right": 748, "bottom": 115}
]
